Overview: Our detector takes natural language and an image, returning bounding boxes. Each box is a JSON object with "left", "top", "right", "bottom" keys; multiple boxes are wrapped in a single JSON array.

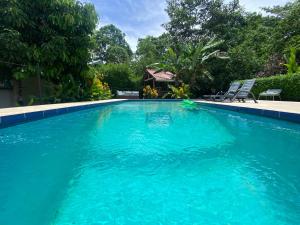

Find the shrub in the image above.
[
  {"left": 242, "top": 73, "right": 300, "bottom": 101},
  {"left": 143, "top": 85, "right": 158, "bottom": 98},
  {"left": 164, "top": 84, "right": 191, "bottom": 99},
  {"left": 90, "top": 76, "right": 112, "bottom": 100},
  {"left": 284, "top": 48, "right": 300, "bottom": 75},
  {"left": 96, "top": 64, "right": 137, "bottom": 93}
]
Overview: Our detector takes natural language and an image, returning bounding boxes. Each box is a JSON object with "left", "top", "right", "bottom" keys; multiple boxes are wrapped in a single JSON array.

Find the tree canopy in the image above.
[
  {"left": 0, "top": 0, "right": 97, "bottom": 83},
  {"left": 93, "top": 24, "right": 132, "bottom": 63},
  {"left": 1, "top": 0, "right": 299, "bottom": 102}
]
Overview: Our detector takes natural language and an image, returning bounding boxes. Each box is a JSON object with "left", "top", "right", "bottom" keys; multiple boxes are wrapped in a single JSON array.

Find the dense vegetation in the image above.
[
  {"left": 145, "top": 0, "right": 300, "bottom": 97},
  {"left": 0, "top": 0, "right": 299, "bottom": 103},
  {"left": 243, "top": 73, "right": 300, "bottom": 101}
]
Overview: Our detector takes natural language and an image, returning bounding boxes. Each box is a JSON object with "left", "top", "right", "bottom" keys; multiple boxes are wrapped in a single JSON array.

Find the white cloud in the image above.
[{"left": 90, "top": 0, "right": 169, "bottom": 52}]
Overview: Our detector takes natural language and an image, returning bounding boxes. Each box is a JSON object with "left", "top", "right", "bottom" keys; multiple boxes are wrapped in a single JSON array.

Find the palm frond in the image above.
[
  {"left": 201, "top": 50, "right": 220, "bottom": 63},
  {"left": 201, "top": 39, "right": 224, "bottom": 53}
]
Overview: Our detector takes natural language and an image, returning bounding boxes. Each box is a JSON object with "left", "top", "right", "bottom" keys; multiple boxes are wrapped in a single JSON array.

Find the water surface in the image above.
[{"left": 0, "top": 101, "right": 300, "bottom": 225}]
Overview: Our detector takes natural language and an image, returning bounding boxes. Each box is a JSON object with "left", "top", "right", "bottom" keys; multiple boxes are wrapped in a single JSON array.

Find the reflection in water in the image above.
[
  {"left": 96, "top": 107, "right": 113, "bottom": 128},
  {"left": 146, "top": 112, "right": 173, "bottom": 127},
  {"left": 1, "top": 101, "right": 300, "bottom": 225}
]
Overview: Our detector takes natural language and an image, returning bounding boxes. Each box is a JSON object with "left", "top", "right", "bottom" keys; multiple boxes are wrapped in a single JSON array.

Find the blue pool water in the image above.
[{"left": 1, "top": 101, "right": 300, "bottom": 225}]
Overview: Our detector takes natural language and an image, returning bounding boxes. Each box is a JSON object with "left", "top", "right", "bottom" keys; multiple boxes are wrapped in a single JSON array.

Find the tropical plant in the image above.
[
  {"left": 133, "top": 34, "right": 172, "bottom": 80},
  {"left": 143, "top": 85, "right": 158, "bottom": 99},
  {"left": 149, "top": 39, "right": 228, "bottom": 95},
  {"left": 164, "top": 83, "right": 191, "bottom": 99},
  {"left": 90, "top": 76, "right": 111, "bottom": 100},
  {"left": 284, "top": 48, "right": 300, "bottom": 75}
]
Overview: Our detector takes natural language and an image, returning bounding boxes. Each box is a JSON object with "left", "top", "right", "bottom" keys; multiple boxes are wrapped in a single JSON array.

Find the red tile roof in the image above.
[{"left": 146, "top": 69, "right": 176, "bottom": 82}]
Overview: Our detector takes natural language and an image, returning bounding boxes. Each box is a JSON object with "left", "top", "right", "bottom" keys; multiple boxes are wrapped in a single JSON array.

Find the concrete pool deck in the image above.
[
  {"left": 1, "top": 99, "right": 300, "bottom": 127},
  {"left": 195, "top": 100, "right": 300, "bottom": 114},
  {"left": 196, "top": 100, "right": 300, "bottom": 123},
  {"left": 0, "top": 99, "right": 126, "bottom": 117},
  {"left": 0, "top": 99, "right": 126, "bottom": 127}
]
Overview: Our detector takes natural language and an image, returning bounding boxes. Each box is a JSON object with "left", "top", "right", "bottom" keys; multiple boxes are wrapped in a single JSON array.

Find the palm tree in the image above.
[
  {"left": 147, "top": 39, "right": 229, "bottom": 92},
  {"left": 177, "top": 40, "right": 228, "bottom": 90}
]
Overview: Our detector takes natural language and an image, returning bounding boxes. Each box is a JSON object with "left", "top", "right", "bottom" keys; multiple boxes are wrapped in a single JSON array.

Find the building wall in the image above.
[
  {"left": 0, "top": 77, "right": 43, "bottom": 108},
  {"left": 0, "top": 89, "right": 14, "bottom": 108}
]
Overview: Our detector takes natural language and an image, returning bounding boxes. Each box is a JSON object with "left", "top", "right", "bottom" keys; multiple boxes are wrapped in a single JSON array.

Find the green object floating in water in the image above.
[{"left": 181, "top": 99, "right": 198, "bottom": 109}]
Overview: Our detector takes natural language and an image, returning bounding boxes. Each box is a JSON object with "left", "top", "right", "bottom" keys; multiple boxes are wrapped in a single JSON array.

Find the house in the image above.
[{"left": 144, "top": 69, "right": 176, "bottom": 96}]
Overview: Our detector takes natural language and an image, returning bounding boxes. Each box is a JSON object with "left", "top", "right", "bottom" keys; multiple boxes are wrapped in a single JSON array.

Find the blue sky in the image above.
[{"left": 83, "top": 0, "right": 290, "bottom": 51}]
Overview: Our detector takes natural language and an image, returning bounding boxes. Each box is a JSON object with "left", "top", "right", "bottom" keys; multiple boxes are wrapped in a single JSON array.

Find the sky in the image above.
[{"left": 83, "top": 0, "right": 291, "bottom": 52}]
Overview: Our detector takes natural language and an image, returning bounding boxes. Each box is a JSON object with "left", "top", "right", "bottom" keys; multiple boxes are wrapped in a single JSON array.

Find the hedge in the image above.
[{"left": 242, "top": 73, "right": 300, "bottom": 101}]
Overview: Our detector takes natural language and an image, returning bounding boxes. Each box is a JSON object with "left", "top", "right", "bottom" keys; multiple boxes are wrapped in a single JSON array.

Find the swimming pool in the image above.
[{"left": 0, "top": 101, "right": 300, "bottom": 225}]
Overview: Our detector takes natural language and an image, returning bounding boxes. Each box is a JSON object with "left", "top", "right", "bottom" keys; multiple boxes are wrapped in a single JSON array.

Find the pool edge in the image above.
[
  {"left": 1, "top": 99, "right": 300, "bottom": 128},
  {"left": 199, "top": 102, "right": 300, "bottom": 124},
  {"left": 0, "top": 100, "right": 127, "bottom": 128}
]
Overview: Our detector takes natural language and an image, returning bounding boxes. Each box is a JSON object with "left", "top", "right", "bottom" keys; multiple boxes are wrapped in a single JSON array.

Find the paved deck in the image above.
[
  {"left": 0, "top": 99, "right": 126, "bottom": 117},
  {"left": 195, "top": 100, "right": 300, "bottom": 123},
  {"left": 196, "top": 100, "right": 300, "bottom": 114},
  {"left": 2, "top": 99, "right": 299, "bottom": 116},
  {"left": 1, "top": 99, "right": 300, "bottom": 127}
]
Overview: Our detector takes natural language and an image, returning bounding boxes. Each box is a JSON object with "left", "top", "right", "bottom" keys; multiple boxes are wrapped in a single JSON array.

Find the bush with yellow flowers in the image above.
[{"left": 143, "top": 85, "right": 158, "bottom": 99}]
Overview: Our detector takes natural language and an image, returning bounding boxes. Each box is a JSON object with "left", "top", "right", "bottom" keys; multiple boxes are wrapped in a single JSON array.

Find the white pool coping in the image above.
[
  {"left": 195, "top": 100, "right": 300, "bottom": 114},
  {"left": 0, "top": 99, "right": 127, "bottom": 117},
  {"left": 1, "top": 99, "right": 300, "bottom": 127}
]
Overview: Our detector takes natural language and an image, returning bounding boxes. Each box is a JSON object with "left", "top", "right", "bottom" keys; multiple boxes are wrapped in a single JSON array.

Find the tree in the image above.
[
  {"left": 264, "top": 0, "right": 300, "bottom": 53},
  {"left": 106, "top": 46, "right": 130, "bottom": 64},
  {"left": 224, "top": 13, "right": 278, "bottom": 80},
  {"left": 93, "top": 24, "right": 132, "bottom": 63},
  {"left": 0, "top": 0, "right": 98, "bottom": 101},
  {"left": 133, "top": 34, "right": 172, "bottom": 79},
  {"left": 97, "top": 64, "right": 137, "bottom": 93},
  {"left": 164, "top": 0, "right": 247, "bottom": 92},
  {"left": 164, "top": 0, "right": 244, "bottom": 44},
  {"left": 150, "top": 39, "right": 228, "bottom": 95}
]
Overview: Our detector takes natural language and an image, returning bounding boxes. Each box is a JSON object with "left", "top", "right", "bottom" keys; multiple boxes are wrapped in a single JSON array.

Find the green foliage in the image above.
[
  {"left": 164, "top": 84, "right": 191, "bottom": 99},
  {"left": 242, "top": 73, "right": 300, "bottom": 101},
  {"left": 97, "top": 64, "right": 137, "bottom": 93},
  {"left": 143, "top": 85, "right": 158, "bottom": 99},
  {"left": 0, "top": 0, "right": 98, "bottom": 102},
  {"left": 163, "top": 0, "right": 300, "bottom": 94},
  {"left": 153, "top": 39, "right": 228, "bottom": 95},
  {"left": 1, "top": 0, "right": 300, "bottom": 103},
  {"left": 106, "top": 46, "right": 130, "bottom": 64},
  {"left": 90, "top": 76, "right": 112, "bottom": 100},
  {"left": 93, "top": 24, "right": 132, "bottom": 63},
  {"left": 165, "top": 0, "right": 245, "bottom": 43},
  {"left": 226, "top": 13, "right": 277, "bottom": 78},
  {"left": 265, "top": 0, "right": 300, "bottom": 53},
  {"left": 134, "top": 34, "right": 172, "bottom": 78},
  {"left": 284, "top": 48, "right": 300, "bottom": 75}
]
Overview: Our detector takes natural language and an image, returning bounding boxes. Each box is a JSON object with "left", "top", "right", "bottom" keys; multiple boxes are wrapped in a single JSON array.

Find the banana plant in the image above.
[
  {"left": 284, "top": 47, "right": 300, "bottom": 75},
  {"left": 163, "top": 83, "right": 191, "bottom": 99},
  {"left": 147, "top": 39, "right": 229, "bottom": 92}
]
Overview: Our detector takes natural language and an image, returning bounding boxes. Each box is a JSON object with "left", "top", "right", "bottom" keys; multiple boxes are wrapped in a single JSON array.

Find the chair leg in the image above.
[{"left": 250, "top": 92, "right": 258, "bottom": 103}]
